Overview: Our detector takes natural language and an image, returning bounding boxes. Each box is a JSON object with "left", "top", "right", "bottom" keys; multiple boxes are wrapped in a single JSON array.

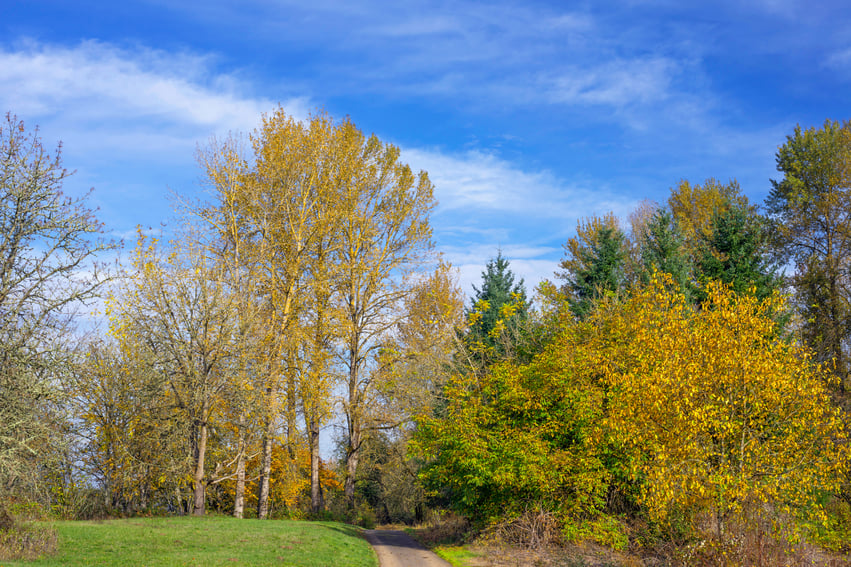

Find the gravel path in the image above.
[{"left": 364, "top": 529, "right": 452, "bottom": 567}]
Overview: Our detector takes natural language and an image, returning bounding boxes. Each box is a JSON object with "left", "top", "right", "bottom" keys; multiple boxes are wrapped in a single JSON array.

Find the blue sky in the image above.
[{"left": 3, "top": 0, "right": 849, "bottom": 297}]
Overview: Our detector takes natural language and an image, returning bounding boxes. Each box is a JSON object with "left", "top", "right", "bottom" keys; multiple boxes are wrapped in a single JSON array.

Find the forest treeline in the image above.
[{"left": 2, "top": 109, "right": 851, "bottom": 561}]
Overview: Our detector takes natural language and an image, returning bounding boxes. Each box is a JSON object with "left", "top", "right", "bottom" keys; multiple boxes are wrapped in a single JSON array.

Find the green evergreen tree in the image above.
[
  {"left": 639, "top": 209, "right": 692, "bottom": 298},
  {"left": 466, "top": 252, "right": 529, "bottom": 359},
  {"left": 696, "top": 204, "right": 780, "bottom": 302},
  {"left": 568, "top": 226, "right": 627, "bottom": 319}
]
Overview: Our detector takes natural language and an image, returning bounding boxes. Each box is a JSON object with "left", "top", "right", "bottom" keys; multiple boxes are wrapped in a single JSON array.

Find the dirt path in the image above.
[{"left": 364, "top": 529, "right": 452, "bottom": 567}]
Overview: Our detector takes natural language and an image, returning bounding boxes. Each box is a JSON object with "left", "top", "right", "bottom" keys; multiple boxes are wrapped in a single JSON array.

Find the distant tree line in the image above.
[
  {"left": 415, "top": 121, "right": 851, "bottom": 559},
  {"left": 3, "top": 108, "right": 851, "bottom": 561}
]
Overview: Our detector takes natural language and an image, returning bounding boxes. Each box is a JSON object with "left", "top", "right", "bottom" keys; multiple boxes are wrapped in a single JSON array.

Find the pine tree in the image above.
[
  {"left": 639, "top": 209, "right": 692, "bottom": 298},
  {"left": 467, "top": 252, "right": 529, "bottom": 358},
  {"left": 568, "top": 226, "right": 628, "bottom": 319},
  {"left": 696, "top": 204, "right": 780, "bottom": 302}
]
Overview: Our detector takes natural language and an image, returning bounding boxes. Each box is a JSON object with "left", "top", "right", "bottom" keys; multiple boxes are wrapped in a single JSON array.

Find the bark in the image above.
[
  {"left": 256, "top": 424, "right": 273, "bottom": 519},
  {"left": 233, "top": 417, "right": 246, "bottom": 519},
  {"left": 175, "top": 484, "right": 183, "bottom": 515},
  {"left": 307, "top": 413, "right": 323, "bottom": 513},
  {"left": 344, "top": 417, "right": 361, "bottom": 508},
  {"left": 286, "top": 374, "right": 297, "bottom": 459},
  {"left": 344, "top": 325, "right": 364, "bottom": 509},
  {"left": 192, "top": 413, "right": 208, "bottom": 516}
]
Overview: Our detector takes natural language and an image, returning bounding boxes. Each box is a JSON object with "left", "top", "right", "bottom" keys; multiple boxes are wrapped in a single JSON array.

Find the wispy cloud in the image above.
[
  {"left": 401, "top": 146, "right": 639, "bottom": 297},
  {"left": 549, "top": 57, "right": 676, "bottom": 107},
  {"left": 403, "top": 147, "right": 635, "bottom": 221},
  {"left": 824, "top": 47, "right": 851, "bottom": 73},
  {"left": 0, "top": 40, "right": 309, "bottom": 153},
  {"left": 440, "top": 241, "right": 562, "bottom": 300}
]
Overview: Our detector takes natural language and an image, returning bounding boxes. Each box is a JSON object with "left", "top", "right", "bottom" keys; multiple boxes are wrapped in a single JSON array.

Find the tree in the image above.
[
  {"left": 559, "top": 215, "right": 628, "bottom": 319},
  {"left": 332, "top": 120, "right": 436, "bottom": 508},
  {"left": 109, "top": 233, "right": 237, "bottom": 516},
  {"left": 199, "top": 109, "right": 438, "bottom": 513},
  {"left": 385, "top": 262, "right": 465, "bottom": 418},
  {"left": 766, "top": 119, "right": 851, "bottom": 390},
  {"left": 298, "top": 230, "right": 337, "bottom": 515},
  {"left": 194, "top": 133, "right": 263, "bottom": 518},
  {"left": 412, "top": 322, "right": 611, "bottom": 528},
  {"left": 199, "top": 110, "right": 345, "bottom": 519},
  {"left": 75, "top": 339, "right": 190, "bottom": 515},
  {"left": 465, "top": 252, "right": 529, "bottom": 363},
  {"left": 696, "top": 204, "right": 781, "bottom": 302},
  {"left": 668, "top": 178, "right": 751, "bottom": 261},
  {"left": 0, "top": 112, "right": 114, "bottom": 501},
  {"left": 415, "top": 275, "right": 849, "bottom": 547},
  {"left": 599, "top": 277, "right": 847, "bottom": 541},
  {"left": 638, "top": 208, "right": 692, "bottom": 296}
]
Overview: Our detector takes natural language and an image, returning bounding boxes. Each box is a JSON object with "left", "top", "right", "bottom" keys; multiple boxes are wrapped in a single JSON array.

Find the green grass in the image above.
[
  {"left": 1, "top": 516, "right": 378, "bottom": 567},
  {"left": 432, "top": 545, "right": 483, "bottom": 566}
]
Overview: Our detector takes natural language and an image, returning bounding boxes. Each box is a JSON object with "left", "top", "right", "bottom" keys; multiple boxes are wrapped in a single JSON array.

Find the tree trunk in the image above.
[
  {"left": 233, "top": 417, "right": 246, "bottom": 519},
  {"left": 192, "top": 416, "right": 208, "bottom": 516},
  {"left": 175, "top": 484, "right": 183, "bottom": 515},
  {"left": 344, "top": 337, "right": 362, "bottom": 510},
  {"left": 257, "top": 424, "right": 273, "bottom": 519},
  {"left": 308, "top": 413, "right": 323, "bottom": 514},
  {"left": 286, "top": 373, "right": 297, "bottom": 460},
  {"left": 344, "top": 418, "right": 361, "bottom": 509}
]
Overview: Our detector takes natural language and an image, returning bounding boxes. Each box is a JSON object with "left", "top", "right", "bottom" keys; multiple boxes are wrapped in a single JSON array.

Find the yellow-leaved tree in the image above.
[
  {"left": 199, "top": 108, "right": 438, "bottom": 517},
  {"left": 108, "top": 232, "right": 238, "bottom": 516},
  {"left": 199, "top": 111, "right": 346, "bottom": 518},
  {"left": 333, "top": 123, "right": 436, "bottom": 508},
  {"left": 667, "top": 178, "right": 751, "bottom": 261},
  {"left": 596, "top": 276, "right": 848, "bottom": 541}
]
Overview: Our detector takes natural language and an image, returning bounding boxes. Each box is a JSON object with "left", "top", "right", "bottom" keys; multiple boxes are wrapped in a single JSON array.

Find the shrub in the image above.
[{"left": 0, "top": 504, "right": 57, "bottom": 561}]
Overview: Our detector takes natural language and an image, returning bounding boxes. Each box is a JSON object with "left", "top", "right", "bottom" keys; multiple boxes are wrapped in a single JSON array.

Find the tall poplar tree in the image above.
[
  {"left": 766, "top": 119, "right": 851, "bottom": 390},
  {"left": 333, "top": 124, "right": 435, "bottom": 508},
  {"left": 201, "top": 110, "right": 352, "bottom": 518},
  {"left": 201, "top": 108, "right": 437, "bottom": 514}
]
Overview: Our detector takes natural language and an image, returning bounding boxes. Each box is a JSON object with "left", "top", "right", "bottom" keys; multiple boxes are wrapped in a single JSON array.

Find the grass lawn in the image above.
[{"left": 2, "top": 516, "right": 377, "bottom": 567}]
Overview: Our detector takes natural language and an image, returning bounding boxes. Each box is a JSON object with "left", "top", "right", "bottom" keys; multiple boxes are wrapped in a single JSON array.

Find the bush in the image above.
[
  {"left": 488, "top": 507, "right": 562, "bottom": 550},
  {"left": 353, "top": 505, "right": 377, "bottom": 529},
  {"left": 566, "top": 515, "right": 629, "bottom": 551},
  {"left": 807, "top": 496, "right": 851, "bottom": 552},
  {"left": 0, "top": 504, "right": 57, "bottom": 561}
]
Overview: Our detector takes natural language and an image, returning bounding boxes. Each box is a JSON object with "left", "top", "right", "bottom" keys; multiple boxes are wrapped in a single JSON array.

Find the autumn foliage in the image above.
[
  {"left": 603, "top": 278, "right": 846, "bottom": 534},
  {"left": 414, "top": 275, "right": 849, "bottom": 549},
  {"left": 8, "top": 108, "right": 851, "bottom": 563}
]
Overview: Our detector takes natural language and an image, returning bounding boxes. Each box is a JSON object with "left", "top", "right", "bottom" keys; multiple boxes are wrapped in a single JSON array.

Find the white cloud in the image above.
[
  {"left": 369, "top": 15, "right": 462, "bottom": 38},
  {"left": 0, "top": 40, "right": 309, "bottom": 151},
  {"left": 400, "top": 147, "right": 638, "bottom": 299},
  {"left": 750, "top": 0, "right": 802, "bottom": 18},
  {"left": 550, "top": 57, "right": 676, "bottom": 107},
  {"left": 442, "top": 242, "right": 560, "bottom": 301},
  {"left": 403, "top": 147, "right": 634, "bottom": 222}
]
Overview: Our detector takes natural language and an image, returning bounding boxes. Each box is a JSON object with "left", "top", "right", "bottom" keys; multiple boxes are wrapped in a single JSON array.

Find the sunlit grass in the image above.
[{"left": 1, "top": 516, "right": 377, "bottom": 567}]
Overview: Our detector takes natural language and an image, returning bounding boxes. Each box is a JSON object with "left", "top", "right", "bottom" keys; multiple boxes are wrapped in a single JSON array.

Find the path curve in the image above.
[{"left": 364, "top": 529, "right": 452, "bottom": 567}]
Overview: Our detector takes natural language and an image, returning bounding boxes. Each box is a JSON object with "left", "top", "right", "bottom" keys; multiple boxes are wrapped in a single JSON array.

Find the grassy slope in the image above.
[{"left": 3, "top": 516, "right": 377, "bottom": 567}]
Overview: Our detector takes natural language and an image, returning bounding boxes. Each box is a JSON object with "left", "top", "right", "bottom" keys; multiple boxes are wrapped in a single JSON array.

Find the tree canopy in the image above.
[
  {"left": 0, "top": 113, "right": 114, "bottom": 502},
  {"left": 767, "top": 119, "right": 851, "bottom": 390}
]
